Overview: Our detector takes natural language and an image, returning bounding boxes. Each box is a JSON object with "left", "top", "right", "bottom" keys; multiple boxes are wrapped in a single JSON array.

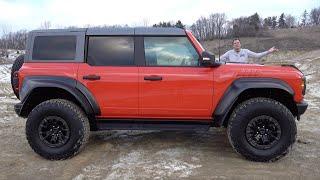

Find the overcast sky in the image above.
[{"left": 0, "top": 0, "right": 319, "bottom": 32}]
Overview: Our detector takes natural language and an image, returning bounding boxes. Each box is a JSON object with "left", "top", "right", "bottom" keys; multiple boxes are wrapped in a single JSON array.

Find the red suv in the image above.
[{"left": 11, "top": 27, "right": 308, "bottom": 161}]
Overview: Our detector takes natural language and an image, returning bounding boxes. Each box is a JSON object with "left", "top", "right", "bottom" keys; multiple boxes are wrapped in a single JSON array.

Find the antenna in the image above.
[
  {"left": 218, "top": 27, "right": 221, "bottom": 62},
  {"left": 218, "top": 22, "right": 221, "bottom": 62}
]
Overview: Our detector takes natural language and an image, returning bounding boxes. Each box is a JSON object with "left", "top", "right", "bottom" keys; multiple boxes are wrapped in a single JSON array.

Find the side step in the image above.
[{"left": 95, "top": 119, "right": 211, "bottom": 131}]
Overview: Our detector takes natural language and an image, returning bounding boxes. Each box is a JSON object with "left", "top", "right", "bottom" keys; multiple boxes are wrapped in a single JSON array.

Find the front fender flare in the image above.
[{"left": 213, "top": 78, "right": 294, "bottom": 126}]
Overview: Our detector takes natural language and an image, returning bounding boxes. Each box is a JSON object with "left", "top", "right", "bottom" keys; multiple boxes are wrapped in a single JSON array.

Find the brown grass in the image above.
[{"left": 202, "top": 26, "right": 320, "bottom": 56}]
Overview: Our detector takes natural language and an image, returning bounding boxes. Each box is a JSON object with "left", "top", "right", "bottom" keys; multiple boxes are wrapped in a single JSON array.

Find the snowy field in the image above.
[{"left": 0, "top": 64, "right": 11, "bottom": 84}]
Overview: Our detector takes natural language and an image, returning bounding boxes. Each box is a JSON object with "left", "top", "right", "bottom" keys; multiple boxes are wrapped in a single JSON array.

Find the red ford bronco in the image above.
[{"left": 11, "top": 27, "right": 308, "bottom": 161}]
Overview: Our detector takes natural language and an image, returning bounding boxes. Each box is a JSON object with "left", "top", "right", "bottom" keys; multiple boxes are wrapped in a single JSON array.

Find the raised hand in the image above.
[{"left": 268, "top": 46, "right": 279, "bottom": 53}]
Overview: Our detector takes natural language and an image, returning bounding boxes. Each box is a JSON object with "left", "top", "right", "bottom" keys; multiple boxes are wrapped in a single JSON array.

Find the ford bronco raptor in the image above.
[{"left": 11, "top": 27, "right": 308, "bottom": 162}]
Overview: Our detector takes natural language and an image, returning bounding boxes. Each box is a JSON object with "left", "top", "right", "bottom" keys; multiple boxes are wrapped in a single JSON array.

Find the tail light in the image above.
[{"left": 13, "top": 71, "right": 20, "bottom": 93}]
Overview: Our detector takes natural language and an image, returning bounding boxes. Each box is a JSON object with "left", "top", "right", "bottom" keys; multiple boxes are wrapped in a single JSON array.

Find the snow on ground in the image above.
[
  {"left": 0, "top": 86, "right": 13, "bottom": 95},
  {"left": 72, "top": 132, "right": 203, "bottom": 179},
  {"left": 106, "top": 148, "right": 202, "bottom": 179},
  {"left": 7, "top": 50, "right": 22, "bottom": 61},
  {"left": 308, "top": 83, "right": 320, "bottom": 99},
  {"left": 0, "top": 64, "right": 11, "bottom": 84},
  {"left": 0, "top": 96, "right": 19, "bottom": 104},
  {"left": 1, "top": 49, "right": 25, "bottom": 61}
]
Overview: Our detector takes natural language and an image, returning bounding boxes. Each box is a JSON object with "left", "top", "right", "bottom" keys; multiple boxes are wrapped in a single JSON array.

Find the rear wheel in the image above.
[
  {"left": 11, "top": 55, "right": 24, "bottom": 99},
  {"left": 26, "top": 99, "right": 90, "bottom": 160},
  {"left": 227, "top": 98, "right": 297, "bottom": 162}
]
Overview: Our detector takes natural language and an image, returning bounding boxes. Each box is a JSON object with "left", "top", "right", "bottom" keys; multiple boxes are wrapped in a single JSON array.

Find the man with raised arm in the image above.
[{"left": 220, "top": 38, "right": 279, "bottom": 63}]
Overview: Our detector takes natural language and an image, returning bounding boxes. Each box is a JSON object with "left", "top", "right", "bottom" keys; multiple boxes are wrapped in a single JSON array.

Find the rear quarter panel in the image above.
[{"left": 18, "top": 63, "right": 79, "bottom": 90}]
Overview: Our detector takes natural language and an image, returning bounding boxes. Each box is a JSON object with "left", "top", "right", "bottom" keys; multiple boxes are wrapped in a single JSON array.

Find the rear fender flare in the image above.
[{"left": 19, "top": 76, "right": 100, "bottom": 116}]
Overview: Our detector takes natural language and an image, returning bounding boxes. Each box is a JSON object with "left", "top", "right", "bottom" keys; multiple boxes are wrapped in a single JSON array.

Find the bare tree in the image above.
[
  {"left": 40, "top": 21, "right": 52, "bottom": 30},
  {"left": 208, "top": 14, "right": 217, "bottom": 39},
  {"left": 83, "top": 24, "right": 92, "bottom": 28},
  {"left": 0, "top": 24, "right": 12, "bottom": 56},
  {"left": 142, "top": 18, "right": 150, "bottom": 27},
  {"left": 191, "top": 13, "right": 228, "bottom": 41},
  {"left": 216, "top": 13, "right": 227, "bottom": 38},
  {"left": 286, "top": 14, "right": 297, "bottom": 28},
  {"left": 0, "top": 24, "right": 27, "bottom": 51}
]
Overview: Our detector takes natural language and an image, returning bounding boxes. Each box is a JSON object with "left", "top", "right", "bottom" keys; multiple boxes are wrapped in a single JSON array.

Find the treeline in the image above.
[
  {"left": 0, "top": 30, "right": 28, "bottom": 51},
  {"left": 191, "top": 6, "right": 320, "bottom": 40},
  {"left": 0, "top": 6, "right": 319, "bottom": 50},
  {"left": 152, "top": 20, "right": 185, "bottom": 29},
  {"left": 190, "top": 13, "right": 228, "bottom": 40}
]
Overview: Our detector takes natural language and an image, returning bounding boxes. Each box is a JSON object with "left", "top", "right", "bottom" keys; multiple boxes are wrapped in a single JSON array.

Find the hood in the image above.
[{"left": 222, "top": 63, "right": 304, "bottom": 79}]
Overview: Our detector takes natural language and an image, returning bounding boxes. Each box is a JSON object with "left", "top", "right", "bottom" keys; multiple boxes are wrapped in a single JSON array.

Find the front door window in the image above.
[{"left": 144, "top": 37, "right": 199, "bottom": 66}]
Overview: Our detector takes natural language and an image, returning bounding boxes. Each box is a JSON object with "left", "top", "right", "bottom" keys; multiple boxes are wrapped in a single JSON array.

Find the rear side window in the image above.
[
  {"left": 144, "top": 37, "right": 199, "bottom": 66},
  {"left": 87, "top": 36, "right": 134, "bottom": 66},
  {"left": 32, "top": 36, "right": 76, "bottom": 60}
]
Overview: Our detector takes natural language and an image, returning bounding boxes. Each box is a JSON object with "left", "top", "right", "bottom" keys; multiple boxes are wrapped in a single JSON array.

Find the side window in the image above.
[
  {"left": 144, "top": 37, "right": 199, "bottom": 66},
  {"left": 32, "top": 36, "right": 76, "bottom": 60},
  {"left": 87, "top": 36, "right": 134, "bottom": 66}
]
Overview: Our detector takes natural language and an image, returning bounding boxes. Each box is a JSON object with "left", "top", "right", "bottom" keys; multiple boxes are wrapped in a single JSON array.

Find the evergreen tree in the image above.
[
  {"left": 232, "top": 24, "right": 240, "bottom": 37},
  {"left": 263, "top": 17, "right": 273, "bottom": 28},
  {"left": 175, "top": 20, "right": 185, "bottom": 29},
  {"left": 310, "top": 7, "right": 320, "bottom": 25},
  {"left": 271, "top": 16, "right": 277, "bottom": 29},
  {"left": 153, "top": 21, "right": 184, "bottom": 28},
  {"left": 249, "top": 13, "right": 261, "bottom": 31},
  {"left": 301, "top": 10, "right": 308, "bottom": 26},
  {"left": 278, "top": 13, "right": 287, "bottom": 28}
]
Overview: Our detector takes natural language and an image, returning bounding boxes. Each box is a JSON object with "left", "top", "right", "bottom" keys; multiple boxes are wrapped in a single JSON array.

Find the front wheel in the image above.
[
  {"left": 26, "top": 99, "right": 90, "bottom": 160},
  {"left": 227, "top": 98, "right": 297, "bottom": 162}
]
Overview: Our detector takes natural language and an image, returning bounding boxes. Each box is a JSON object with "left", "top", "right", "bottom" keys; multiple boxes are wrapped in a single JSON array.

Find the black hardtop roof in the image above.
[{"left": 31, "top": 27, "right": 186, "bottom": 36}]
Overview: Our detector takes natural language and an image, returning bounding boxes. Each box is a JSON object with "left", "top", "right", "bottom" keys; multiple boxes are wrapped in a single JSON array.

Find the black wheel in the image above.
[
  {"left": 26, "top": 99, "right": 90, "bottom": 160},
  {"left": 227, "top": 98, "right": 297, "bottom": 162},
  {"left": 11, "top": 55, "right": 24, "bottom": 99}
]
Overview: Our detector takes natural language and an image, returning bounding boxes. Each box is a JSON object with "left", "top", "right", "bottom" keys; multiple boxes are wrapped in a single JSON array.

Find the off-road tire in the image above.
[
  {"left": 227, "top": 97, "right": 297, "bottom": 162},
  {"left": 11, "top": 55, "right": 24, "bottom": 99},
  {"left": 26, "top": 99, "right": 90, "bottom": 160}
]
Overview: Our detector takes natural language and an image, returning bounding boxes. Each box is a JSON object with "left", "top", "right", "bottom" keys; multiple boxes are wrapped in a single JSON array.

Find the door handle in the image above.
[
  {"left": 83, "top": 74, "right": 101, "bottom": 80},
  {"left": 144, "top": 75, "right": 162, "bottom": 81}
]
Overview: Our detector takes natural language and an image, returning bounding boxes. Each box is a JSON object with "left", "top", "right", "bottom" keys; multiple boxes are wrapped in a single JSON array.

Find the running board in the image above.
[{"left": 95, "top": 119, "right": 211, "bottom": 131}]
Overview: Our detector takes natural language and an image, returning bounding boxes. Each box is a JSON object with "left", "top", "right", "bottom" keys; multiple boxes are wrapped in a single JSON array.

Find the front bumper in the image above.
[{"left": 296, "top": 100, "right": 308, "bottom": 120}]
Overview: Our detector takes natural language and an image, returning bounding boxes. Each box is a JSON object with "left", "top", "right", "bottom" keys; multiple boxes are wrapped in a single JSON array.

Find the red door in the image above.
[
  {"left": 78, "top": 64, "right": 139, "bottom": 118},
  {"left": 78, "top": 36, "right": 139, "bottom": 118},
  {"left": 139, "top": 36, "right": 214, "bottom": 120},
  {"left": 139, "top": 67, "right": 214, "bottom": 119}
]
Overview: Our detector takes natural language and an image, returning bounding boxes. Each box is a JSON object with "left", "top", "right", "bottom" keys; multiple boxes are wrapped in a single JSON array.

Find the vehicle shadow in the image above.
[{"left": 86, "top": 128, "right": 237, "bottom": 159}]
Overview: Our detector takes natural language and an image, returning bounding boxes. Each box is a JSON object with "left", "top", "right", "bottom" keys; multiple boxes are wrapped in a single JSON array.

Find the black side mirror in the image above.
[{"left": 201, "top": 51, "right": 220, "bottom": 67}]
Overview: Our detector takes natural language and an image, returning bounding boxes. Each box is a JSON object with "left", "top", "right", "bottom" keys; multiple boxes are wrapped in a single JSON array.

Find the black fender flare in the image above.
[
  {"left": 213, "top": 78, "right": 294, "bottom": 127},
  {"left": 19, "top": 76, "right": 100, "bottom": 117}
]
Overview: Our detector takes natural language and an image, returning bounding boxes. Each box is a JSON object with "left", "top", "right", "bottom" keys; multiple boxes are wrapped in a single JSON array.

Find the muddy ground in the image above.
[{"left": 0, "top": 50, "right": 320, "bottom": 180}]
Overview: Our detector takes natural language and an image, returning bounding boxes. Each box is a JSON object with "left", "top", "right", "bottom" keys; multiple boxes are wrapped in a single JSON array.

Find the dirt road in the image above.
[{"left": 0, "top": 51, "right": 319, "bottom": 180}]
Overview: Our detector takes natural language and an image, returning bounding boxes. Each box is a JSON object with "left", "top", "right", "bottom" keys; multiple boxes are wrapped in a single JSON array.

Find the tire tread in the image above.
[
  {"left": 227, "top": 97, "right": 297, "bottom": 162},
  {"left": 26, "top": 99, "right": 90, "bottom": 160}
]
